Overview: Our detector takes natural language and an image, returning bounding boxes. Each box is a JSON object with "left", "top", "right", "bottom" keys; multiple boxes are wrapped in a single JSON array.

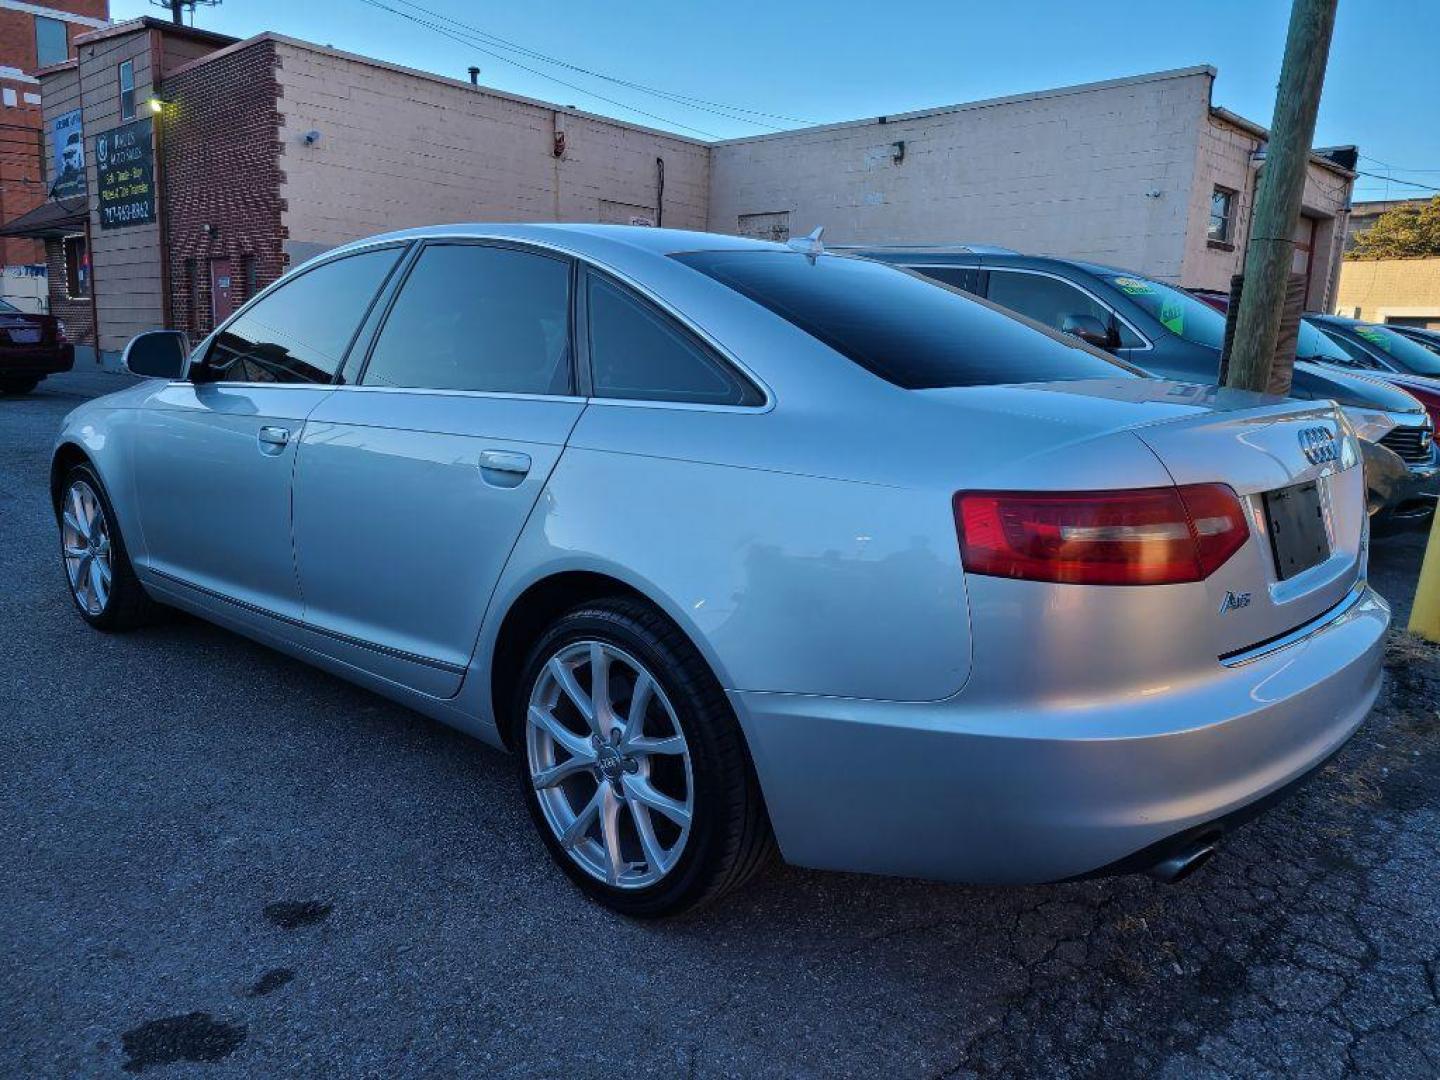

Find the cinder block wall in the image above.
[
  {"left": 708, "top": 69, "right": 1209, "bottom": 283},
  {"left": 271, "top": 37, "right": 709, "bottom": 265},
  {"left": 162, "top": 38, "right": 286, "bottom": 342},
  {"left": 1335, "top": 258, "right": 1440, "bottom": 323}
]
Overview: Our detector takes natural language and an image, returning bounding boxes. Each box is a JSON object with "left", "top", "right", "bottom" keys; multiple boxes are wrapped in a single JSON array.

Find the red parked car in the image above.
[{"left": 0, "top": 297, "right": 74, "bottom": 395}]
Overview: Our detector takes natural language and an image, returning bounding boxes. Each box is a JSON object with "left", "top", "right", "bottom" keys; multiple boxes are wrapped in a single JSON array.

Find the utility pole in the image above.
[{"left": 1224, "top": 0, "right": 1340, "bottom": 393}]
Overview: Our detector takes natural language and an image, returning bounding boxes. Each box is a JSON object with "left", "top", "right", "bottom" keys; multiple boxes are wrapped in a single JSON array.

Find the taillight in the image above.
[
  {"left": 56, "top": 320, "right": 68, "bottom": 343},
  {"left": 954, "top": 484, "right": 1249, "bottom": 585}
]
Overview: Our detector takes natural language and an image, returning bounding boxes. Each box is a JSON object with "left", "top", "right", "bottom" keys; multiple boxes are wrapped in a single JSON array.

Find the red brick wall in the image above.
[
  {"left": 43, "top": 235, "right": 96, "bottom": 347},
  {"left": 0, "top": 2, "right": 109, "bottom": 269},
  {"left": 161, "top": 39, "right": 285, "bottom": 340}
]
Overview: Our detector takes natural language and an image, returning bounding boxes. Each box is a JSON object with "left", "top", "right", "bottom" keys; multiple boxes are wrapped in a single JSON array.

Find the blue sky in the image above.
[{"left": 117, "top": 0, "right": 1440, "bottom": 203}]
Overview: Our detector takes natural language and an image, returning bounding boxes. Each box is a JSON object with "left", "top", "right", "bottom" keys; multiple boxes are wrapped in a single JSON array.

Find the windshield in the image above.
[
  {"left": 675, "top": 251, "right": 1138, "bottom": 389},
  {"left": 1100, "top": 274, "right": 1226, "bottom": 349},
  {"left": 0, "top": 298, "right": 18, "bottom": 314},
  {"left": 1296, "top": 320, "right": 1366, "bottom": 365},
  {"left": 1347, "top": 323, "right": 1440, "bottom": 377}
]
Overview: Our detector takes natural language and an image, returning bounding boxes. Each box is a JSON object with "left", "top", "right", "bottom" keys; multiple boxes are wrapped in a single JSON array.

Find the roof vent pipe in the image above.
[{"left": 468, "top": 66, "right": 480, "bottom": 86}]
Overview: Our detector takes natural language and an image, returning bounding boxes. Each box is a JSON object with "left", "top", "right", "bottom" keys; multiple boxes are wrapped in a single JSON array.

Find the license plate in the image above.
[
  {"left": 1263, "top": 481, "right": 1330, "bottom": 580},
  {"left": 6, "top": 328, "right": 40, "bottom": 344}
]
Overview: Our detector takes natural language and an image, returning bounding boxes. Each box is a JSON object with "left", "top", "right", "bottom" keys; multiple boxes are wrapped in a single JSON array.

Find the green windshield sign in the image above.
[
  {"left": 1111, "top": 276, "right": 1155, "bottom": 297},
  {"left": 1159, "top": 299, "right": 1185, "bottom": 336}
]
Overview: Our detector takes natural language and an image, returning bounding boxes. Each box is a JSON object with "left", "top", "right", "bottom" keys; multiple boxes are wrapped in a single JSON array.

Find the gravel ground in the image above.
[{"left": 2, "top": 370, "right": 1438, "bottom": 1078}]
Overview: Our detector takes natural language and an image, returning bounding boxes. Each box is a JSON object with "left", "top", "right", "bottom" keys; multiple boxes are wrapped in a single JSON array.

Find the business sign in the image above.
[
  {"left": 95, "top": 118, "right": 155, "bottom": 230},
  {"left": 50, "top": 109, "right": 85, "bottom": 199}
]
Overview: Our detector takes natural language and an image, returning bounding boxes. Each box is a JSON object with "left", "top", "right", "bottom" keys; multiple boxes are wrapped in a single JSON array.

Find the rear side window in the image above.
[
  {"left": 986, "top": 270, "right": 1144, "bottom": 349},
  {"left": 362, "top": 244, "right": 573, "bottom": 395},
  {"left": 675, "top": 251, "right": 1135, "bottom": 389},
  {"left": 586, "top": 273, "right": 761, "bottom": 405},
  {"left": 908, "top": 265, "right": 980, "bottom": 294},
  {"left": 201, "top": 247, "right": 402, "bottom": 384}
]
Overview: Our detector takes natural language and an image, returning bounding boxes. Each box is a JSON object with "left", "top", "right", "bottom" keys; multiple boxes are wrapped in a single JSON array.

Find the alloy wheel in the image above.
[
  {"left": 61, "top": 479, "right": 113, "bottom": 616},
  {"left": 526, "top": 640, "right": 694, "bottom": 889}
]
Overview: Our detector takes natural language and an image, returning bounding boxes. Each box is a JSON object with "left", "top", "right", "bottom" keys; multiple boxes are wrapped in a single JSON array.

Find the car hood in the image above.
[{"left": 1293, "top": 362, "right": 1424, "bottom": 414}]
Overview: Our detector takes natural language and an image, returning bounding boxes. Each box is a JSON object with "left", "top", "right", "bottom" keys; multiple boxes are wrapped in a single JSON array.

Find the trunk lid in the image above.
[{"left": 1131, "top": 399, "right": 1365, "bottom": 658}]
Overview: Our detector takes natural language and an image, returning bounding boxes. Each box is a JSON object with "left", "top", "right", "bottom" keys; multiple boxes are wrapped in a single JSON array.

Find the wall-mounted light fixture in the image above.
[
  {"left": 147, "top": 96, "right": 167, "bottom": 115},
  {"left": 302, "top": 129, "right": 322, "bottom": 146}
]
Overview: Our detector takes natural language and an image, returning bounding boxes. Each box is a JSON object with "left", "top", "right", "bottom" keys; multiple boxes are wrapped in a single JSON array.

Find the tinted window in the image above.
[
  {"left": 985, "top": 270, "right": 1144, "bottom": 349},
  {"left": 1345, "top": 323, "right": 1440, "bottom": 377},
  {"left": 362, "top": 245, "right": 572, "bottom": 395},
  {"left": 587, "top": 274, "right": 759, "bottom": 405},
  {"left": 1298, "top": 322, "right": 1377, "bottom": 367},
  {"left": 908, "top": 265, "right": 980, "bottom": 294},
  {"left": 201, "top": 247, "right": 401, "bottom": 384},
  {"left": 675, "top": 251, "right": 1135, "bottom": 390},
  {"left": 1101, "top": 273, "right": 1227, "bottom": 349}
]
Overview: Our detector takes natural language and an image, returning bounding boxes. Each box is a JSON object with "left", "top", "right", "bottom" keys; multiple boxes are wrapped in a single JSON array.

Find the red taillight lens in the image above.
[{"left": 954, "top": 484, "right": 1249, "bottom": 585}]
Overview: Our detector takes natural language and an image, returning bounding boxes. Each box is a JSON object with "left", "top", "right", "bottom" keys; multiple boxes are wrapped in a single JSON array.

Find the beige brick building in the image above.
[
  {"left": 7, "top": 23, "right": 1356, "bottom": 364},
  {"left": 710, "top": 67, "right": 1356, "bottom": 312},
  {"left": 1335, "top": 259, "right": 1440, "bottom": 328}
]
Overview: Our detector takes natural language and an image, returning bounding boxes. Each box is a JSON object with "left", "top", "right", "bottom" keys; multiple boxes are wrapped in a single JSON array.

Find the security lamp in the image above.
[{"left": 147, "top": 96, "right": 165, "bottom": 115}]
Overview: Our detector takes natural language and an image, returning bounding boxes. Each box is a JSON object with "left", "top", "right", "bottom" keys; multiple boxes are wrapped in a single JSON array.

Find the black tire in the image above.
[
  {"left": 1, "top": 378, "right": 41, "bottom": 395},
  {"left": 513, "top": 597, "right": 775, "bottom": 917},
  {"left": 58, "top": 462, "right": 161, "bottom": 631}
]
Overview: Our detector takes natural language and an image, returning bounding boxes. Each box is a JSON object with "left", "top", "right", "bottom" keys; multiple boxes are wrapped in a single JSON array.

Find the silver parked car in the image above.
[{"left": 53, "top": 225, "right": 1388, "bottom": 916}]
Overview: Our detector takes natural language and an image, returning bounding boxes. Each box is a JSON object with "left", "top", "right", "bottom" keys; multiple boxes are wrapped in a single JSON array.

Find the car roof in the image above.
[{"left": 329, "top": 223, "right": 786, "bottom": 260}]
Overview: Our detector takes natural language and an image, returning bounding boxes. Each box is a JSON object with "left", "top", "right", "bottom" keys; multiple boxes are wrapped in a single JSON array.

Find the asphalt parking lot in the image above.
[{"left": 3, "top": 369, "right": 1439, "bottom": 1078}]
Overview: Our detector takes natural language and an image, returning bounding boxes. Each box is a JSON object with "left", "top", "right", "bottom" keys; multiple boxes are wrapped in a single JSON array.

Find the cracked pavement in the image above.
[{"left": 3, "top": 370, "right": 1438, "bottom": 1077}]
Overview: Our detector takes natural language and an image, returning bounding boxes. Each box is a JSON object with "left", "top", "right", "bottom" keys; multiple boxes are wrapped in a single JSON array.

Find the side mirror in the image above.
[
  {"left": 1061, "top": 313, "right": 1116, "bottom": 351},
  {"left": 122, "top": 330, "right": 189, "bottom": 379}
]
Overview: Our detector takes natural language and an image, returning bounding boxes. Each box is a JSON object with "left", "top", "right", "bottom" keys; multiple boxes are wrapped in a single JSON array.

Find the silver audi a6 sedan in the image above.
[{"left": 53, "top": 225, "right": 1388, "bottom": 916}]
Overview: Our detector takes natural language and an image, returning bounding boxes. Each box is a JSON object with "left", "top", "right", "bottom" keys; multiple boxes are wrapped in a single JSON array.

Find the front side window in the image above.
[
  {"left": 675, "top": 251, "right": 1136, "bottom": 389},
  {"left": 1209, "top": 187, "right": 1235, "bottom": 243},
  {"left": 985, "top": 270, "right": 1143, "bottom": 348},
  {"left": 587, "top": 274, "right": 760, "bottom": 405},
  {"left": 35, "top": 16, "right": 69, "bottom": 68},
  {"left": 63, "top": 235, "right": 89, "bottom": 298},
  {"left": 118, "top": 60, "right": 135, "bottom": 121},
  {"left": 200, "top": 247, "right": 402, "bottom": 384},
  {"left": 362, "top": 244, "right": 572, "bottom": 395}
]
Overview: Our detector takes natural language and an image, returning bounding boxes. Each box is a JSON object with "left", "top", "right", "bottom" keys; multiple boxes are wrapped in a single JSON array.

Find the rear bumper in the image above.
[
  {"left": 1, "top": 343, "right": 74, "bottom": 378},
  {"left": 730, "top": 585, "right": 1389, "bottom": 884}
]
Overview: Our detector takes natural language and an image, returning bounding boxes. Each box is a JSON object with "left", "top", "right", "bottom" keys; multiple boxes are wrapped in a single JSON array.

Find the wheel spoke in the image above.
[
  {"left": 599, "top": 786, "right": 624, "bottom": 885},
  {"left": 63, "top": 543, "right": 88, "bottom": 558},
  {"left": 621, "top": 671, "right": 653, "bottom": 742},
  {"left": 558, "top": 785, "right": 604, "bottom": 850},
  {"left": 89, "top": 559, "right": 108, "bottom": 610},
  {"left": 547, "top": 657, "right": 594, "bottom": 727},
  {"left": 531, "top": 754, "right": 593, "bottom": 790},
  {"left": 627, "top": 796, "right": 668, "bottom": 875},
  {"left": 528, "top": 705, "right": 592, "bottom": 760},
  {"left": 628, "top": 735, "right": 686, "bottom": 757},
  {"left": 68, "top": 488, "right": 90, "bottom": 540},
  {"left": 62, "top": 511, "right": 84, "bottom": 538},
  {"left": 588, "top": 643, "right": 613, "bottom": 736},
  {"left": 623, "top": 775, "right": 691, "bottom": 828}
]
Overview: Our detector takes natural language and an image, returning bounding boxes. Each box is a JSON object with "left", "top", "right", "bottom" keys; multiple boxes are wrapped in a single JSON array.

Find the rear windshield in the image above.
[{"left": 673, "top": 251, "right": 1138, "bottom": 389}]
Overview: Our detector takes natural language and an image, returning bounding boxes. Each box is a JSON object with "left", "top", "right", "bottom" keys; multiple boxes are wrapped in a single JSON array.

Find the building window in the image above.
[
  {"left": 1209, "top": 186, "right": 1236, "bottom": 244},
  {"left": 63, "top": 235, "right": 90, "bottom": 298},
  {"left": 35, "top": 16, "right": 69, "bottom": 68},
  {"left": 118, "top": 60, "right": 136, "bottom": 121}
]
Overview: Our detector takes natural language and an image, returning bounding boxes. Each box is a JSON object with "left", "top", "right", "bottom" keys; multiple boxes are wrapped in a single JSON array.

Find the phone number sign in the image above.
[{"left": 95, "top": 118, "right": 156, "bottom": 230}]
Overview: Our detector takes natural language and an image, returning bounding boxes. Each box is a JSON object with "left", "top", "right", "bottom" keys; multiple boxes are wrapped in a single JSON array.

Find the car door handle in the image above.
[
  {"left": 257, "top": 426, "right": 291, "bottom": 453},
  {"left": 478, "top": 449, "right": 531, "bottom": 475}
]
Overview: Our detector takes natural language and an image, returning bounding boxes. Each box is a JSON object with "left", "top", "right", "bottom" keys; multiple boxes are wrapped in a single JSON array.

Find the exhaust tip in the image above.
[{"left": 1147, "top": 841, "right": 1218, "bottom": 884}]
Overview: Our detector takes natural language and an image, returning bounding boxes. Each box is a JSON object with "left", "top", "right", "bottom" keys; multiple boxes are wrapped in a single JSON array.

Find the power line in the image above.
[
  {"left": 1360, "top": 154, "right": 1440, "bottom": 175},
  {"left": 1353, "top": 169, "right": 1440, "bottom": 193},
  {"left": 356, "top": 0, "right": 722, "bottom": 138},
  {"left": 355, "top": 0, "right": 809, "bottom": 138},
  {"left": 383, "top": 0, "right": 816, "bottom": 127}
]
